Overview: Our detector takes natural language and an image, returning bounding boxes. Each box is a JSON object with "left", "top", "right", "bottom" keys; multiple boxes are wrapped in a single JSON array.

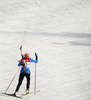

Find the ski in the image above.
[
  {"left": 2, "top": 90, "right": 40, "bottom": 98},
  {"left": 2, "top": 92, "right": 22, "bottom": 99},
  {"left": 22, "top": 92, "right": 32, "bottom": 96},
  {"left": 22, "top": 90, "right": 40, "bottom": 97}
]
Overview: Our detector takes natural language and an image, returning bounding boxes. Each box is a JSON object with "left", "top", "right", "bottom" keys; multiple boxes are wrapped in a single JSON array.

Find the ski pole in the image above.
[
  {"left": 5, "top": 46, "right": 23, "bottom": 93},
  {"left": 20, "top": 45, "right": 23, "bottom": 58},
  {"left": 34, "top": 62, "right": 36, "bottom": 95},
  {"left": 20, "top": 45, "right": 25, "bottom": 59},
  {"left": 5, "top": 67, "right": 20, "bottom": 93},
  {"left": 20, "top": 45, "right": 22, "bottom": 54},
  {"left": 34, "top": 53, "right": 37, "bottom": 95}
]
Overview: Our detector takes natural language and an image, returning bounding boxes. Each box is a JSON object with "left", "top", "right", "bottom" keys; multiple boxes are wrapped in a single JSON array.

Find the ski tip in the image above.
[{"left": 2, "top": 92, "right": 22, "bottom": 99}]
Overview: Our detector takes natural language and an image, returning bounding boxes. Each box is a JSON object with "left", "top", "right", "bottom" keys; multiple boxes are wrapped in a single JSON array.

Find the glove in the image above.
[
  {"left": 21, "top": 63, "right": 25, "bottom": 66},
  {"left": 21, "top": 54, "right": 24, "bottom": 59},
  {"left": 35, "top": 53, "right": 38, "bottom": 60}
]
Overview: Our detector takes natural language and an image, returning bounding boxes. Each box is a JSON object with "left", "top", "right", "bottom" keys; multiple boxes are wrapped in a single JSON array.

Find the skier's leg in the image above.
[
  {"left": 15, "top": 72, "right": 25, "bottom": 93},
  {"left": 26, "top": 73, "right": 30, "bottom": 93}
]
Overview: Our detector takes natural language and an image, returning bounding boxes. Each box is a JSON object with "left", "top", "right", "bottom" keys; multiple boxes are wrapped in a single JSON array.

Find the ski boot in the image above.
[
  {"left": 13, "top": 91, "right": 18, "bottom": 96},
  {"left": 26, "top": 88, "right": 29, "bottom": 94}
]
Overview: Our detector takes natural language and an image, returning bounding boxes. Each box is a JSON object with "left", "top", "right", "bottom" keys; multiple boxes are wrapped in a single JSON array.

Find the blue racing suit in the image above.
[{"left": 18, "top": 58, "right": 38, "bottom": 74}]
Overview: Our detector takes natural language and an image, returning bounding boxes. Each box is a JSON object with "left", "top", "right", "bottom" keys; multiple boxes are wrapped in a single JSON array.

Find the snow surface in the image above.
[{"left": 0, "top": 0, "right": 91, "bottom": 100}]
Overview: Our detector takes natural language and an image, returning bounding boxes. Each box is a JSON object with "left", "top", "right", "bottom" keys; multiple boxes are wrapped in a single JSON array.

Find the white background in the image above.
[{"left": 0, "top": 0, "right": 91, "bottom": 100}]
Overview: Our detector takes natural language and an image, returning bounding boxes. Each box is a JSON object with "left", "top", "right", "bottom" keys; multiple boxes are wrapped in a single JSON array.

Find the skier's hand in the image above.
[
  {"left": 35, "top": 53, "right": 37, "bottom": 56},
  {"left": 35, "top": 53, "right": 38, "bottom": 60}
]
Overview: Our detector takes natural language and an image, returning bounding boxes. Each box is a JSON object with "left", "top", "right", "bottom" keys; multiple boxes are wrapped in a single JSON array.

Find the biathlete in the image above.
[{"left": 13, "top": 53, "right": 38, "bottom": 95}]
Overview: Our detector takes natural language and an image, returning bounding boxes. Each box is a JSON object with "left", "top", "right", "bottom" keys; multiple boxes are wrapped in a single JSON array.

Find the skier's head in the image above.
[{"left": 24, "top": 53, "right": 30, "bottom": 58}]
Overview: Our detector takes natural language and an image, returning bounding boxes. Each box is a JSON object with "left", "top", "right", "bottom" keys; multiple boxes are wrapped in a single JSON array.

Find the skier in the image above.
[{"left": 13, "top": 53, "right": 38, "bottom": 95}]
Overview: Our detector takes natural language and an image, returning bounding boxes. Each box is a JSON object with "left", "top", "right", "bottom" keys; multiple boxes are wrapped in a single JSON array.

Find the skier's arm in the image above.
[
  {"left": 18, "top": 59, "right": 23, "bottom": 66},
  {"left": 18, "top": 60, "right": 25, "bottom": 66},
  {"left": 18, "top": 62, "right": 21, "bottom": 66},
  {"left": 29, "top": 53, "right": 38, "bottom": 63},
  {"left": 30, "top": 58, "right": 38, "bottom": 63}
]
